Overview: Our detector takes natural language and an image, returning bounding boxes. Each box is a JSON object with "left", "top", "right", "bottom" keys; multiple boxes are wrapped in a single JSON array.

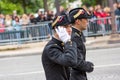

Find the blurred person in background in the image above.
[
  {"left": 103, "top": 7, "right": 111, "bottom": 32},
  {"left": 55, "top": 6, "right": 66, "bottom": 17},
  {"left": 88, "top": 6, "right": 98, "bottom": 36},
  {"left": 5, "top": 15, "right": 13, "bottom": 31},
  {"left": 29, "top": 14, "right": 38, "bottom": 38},
  {"left": 20, "top": 14, "right": 30, "bottom": 38},
  {"left": 12, "top": 10, "right": 17, "bottom": 20},
  {"left": 12, "top": 16, "right": 22, "bottom": 42},
  {"left": 36, "top": 11, "right": 42, "bottom": 22},
  {"left": 47, "top": 10, "right": 54, "bottom": 21},
  {"left": 29, "top": 14, "right": 37, "bottom": 24},
  {"left": 0, "top": 22, "right": 5, "bottom": 33},
  {"left": 94, "top": 5, "right": 106, "bottom": 35},
  {"left": 20, "top": 14, "right": 30, "bottom": 27},
  {"left": 0, "top": 14, "right": 5, "bottom": 25},
  {"left": 113, "top": 3, "right": 118, "bottom": 11},
  {"left": 0, "top": 21, "right": 5, "bottom": 40},
  {"left": 0, "top": 14, "right": 5, "bottom": 33},
  {"left": 40, "top": 14, "right": 46, "bottom": 22},
  {"left": 47, "top": 10, "right": 55, "bottom": 35},
  {"left": 38, "top": 12, "right": 50, "bottom": 39},
  {"left": 44, "top": 11, "right": 48, "bottom": 21},
  {"left": 59, "top": 6, "right": 66, "bottom": 15},
  {"left": 115, "top": 3, "right": 120, "bottom": 32}
]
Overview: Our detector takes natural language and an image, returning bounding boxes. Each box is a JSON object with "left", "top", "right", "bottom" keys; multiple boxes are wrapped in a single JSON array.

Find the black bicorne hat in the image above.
[
  {"left": 69, "top": 8, "right": 92, "bottom": 23},
  {"left": 52, "top": 14, "right": 70, "bottom": 29}
]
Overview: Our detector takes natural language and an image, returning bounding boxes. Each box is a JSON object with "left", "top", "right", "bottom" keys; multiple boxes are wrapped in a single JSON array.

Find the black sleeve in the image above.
[
  {"left": 47, "top": 41, "right": 77, "bottom": 67},
  {"left": 72, "top": 35, "right": 94, "bottom": 72}
]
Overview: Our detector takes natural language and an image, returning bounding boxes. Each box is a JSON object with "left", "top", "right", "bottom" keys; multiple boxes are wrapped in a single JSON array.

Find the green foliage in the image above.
[
  {"left": 0, "top": 0, "right": 81, "bottom": 14},
  {"left": 68, "top": 0, "right": 75, "bottom": 2},
  {"left": 81, "top": 0, "right": 96, "bottom": 7},
  {"left": 0, "top": 0, "right": 43, "bottom": 14},
  {"left": 0, "top": 1, "right": 23, "bottom": 14}
]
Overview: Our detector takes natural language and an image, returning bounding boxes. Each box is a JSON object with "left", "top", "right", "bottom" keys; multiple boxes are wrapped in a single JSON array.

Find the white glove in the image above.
[{"left": 55, "top": 26, "right": 71, "bottom": 43}]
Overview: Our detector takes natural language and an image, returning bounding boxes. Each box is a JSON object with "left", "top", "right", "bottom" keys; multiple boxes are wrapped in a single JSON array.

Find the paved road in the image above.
[
  {"left": 87, "top": 48, "right": 120, "bottom": 80},
  {"left": 0, "top": 47, "right": 120, "bottom": 80}
]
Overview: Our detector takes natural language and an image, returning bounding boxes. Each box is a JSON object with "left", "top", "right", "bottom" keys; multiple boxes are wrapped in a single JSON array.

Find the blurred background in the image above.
[{"left": 0, "top": 0, "right": 120, "bottom": 80}]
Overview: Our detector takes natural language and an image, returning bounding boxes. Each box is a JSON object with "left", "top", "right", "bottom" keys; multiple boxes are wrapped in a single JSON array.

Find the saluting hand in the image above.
[{"left": 55, "top": 26, "right": 71, "bottom": 43}]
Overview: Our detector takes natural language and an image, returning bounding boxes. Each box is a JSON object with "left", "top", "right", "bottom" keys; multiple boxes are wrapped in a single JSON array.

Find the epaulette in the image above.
[
  {"left": 53, "top": 43, "right": 64, "bottom": 47},
  {"left": 61, "top": 43, "right": 64, "bottom": 46},
  {"left": 53, "top": 44, "right": 57, "bottom": 46},
  {"left": 75, "top": 32, "right": 81, "bottom": 37}
]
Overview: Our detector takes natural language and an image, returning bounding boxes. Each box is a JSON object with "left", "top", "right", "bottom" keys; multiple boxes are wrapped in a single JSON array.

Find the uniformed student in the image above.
[
  {"left": 42, "top": 14, "right": 78, "bottom": 80},
  {"left": 69, "top": 8, "right": 94, "bottom": 80}
]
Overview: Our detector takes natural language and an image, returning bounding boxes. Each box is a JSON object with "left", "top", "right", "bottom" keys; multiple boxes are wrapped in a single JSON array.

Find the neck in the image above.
[{"left": 72, "top": 25, "right": 82, "bottom": 32}]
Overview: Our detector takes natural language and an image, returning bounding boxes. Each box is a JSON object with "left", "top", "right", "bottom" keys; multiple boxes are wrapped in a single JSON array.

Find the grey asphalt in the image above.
[
  {"left": 0, "top": 47, "right": 120, "bottom": 80},
  {"left": 87, "top": 47, "right": 120, "bottom": 80}
]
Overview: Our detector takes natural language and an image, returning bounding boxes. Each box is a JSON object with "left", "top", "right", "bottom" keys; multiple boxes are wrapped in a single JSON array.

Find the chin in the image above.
[
  {"left": 83, "top": 27, "right": 87, "bottom": 30},
  {"left": 82, "top": 28, "right": 86, "bottom": 30}
]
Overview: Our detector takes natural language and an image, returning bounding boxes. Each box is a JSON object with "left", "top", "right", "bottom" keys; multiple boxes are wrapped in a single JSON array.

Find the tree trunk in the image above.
[
  {"left": 43, "top": 0, "right": 48, "bottom": 12},
  {"left": 55, "top": 0, "right": 60, "bottom": 16},
  {"left": 108, "top": 0, "right": 116, "bottom": 34},
  {"left": 22, "top": 0, "right": 27, "bottom": 13}
]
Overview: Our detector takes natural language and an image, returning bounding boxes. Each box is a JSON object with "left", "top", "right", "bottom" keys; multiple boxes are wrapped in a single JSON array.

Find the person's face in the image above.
[
  {"left": 15, "top": 17, "right": 19, "bottom": 22},
  {"left": 77, "top": 18, "right": 88, "bottom": 30},
  {"left": 64, "top": 25, "right": 72, "bottom": 35}
]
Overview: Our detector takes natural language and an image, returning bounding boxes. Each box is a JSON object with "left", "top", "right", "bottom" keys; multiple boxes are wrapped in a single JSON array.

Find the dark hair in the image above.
[{"left": 14, "top": 16, "right": 19, "bottom": 22}]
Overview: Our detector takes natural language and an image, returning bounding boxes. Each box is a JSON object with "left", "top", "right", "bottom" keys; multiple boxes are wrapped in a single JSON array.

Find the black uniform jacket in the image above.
[
  {"left": 70, "top": 27, "right": 88, "bottom": 80},
  {"left": 42, "top": 37, "right": 77, "bottom": 80}
]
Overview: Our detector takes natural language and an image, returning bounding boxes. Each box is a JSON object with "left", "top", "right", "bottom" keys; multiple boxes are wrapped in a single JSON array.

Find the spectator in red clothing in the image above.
[
  {"left": 0, "top": 14, "right": 5, "bottom": 33},
  {"left": 94, "top": 5, "right": 106, "bottom": 35},
  {"left": 0, "top": 23, "right": 5, "bottom": 40},
  {"left": 103, "top": 7, "right": 112, "bottom": 32},
  {"left": 0, "top": 23, "right": 5, "bottom": 33}
]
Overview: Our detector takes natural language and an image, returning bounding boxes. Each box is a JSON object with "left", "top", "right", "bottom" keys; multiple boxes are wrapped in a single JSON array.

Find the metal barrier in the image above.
[
  {"left": 0, "top": 17, "right": 120, "bottom": 45},
  {"left": 86, "top": 16, "right": 120, "bottom": 37},
  {"left": 0, "top": 21, "right": 52, "bottom": 45},
  {"left": 86, "top": 17, "right": 112, "bottom": 37}
]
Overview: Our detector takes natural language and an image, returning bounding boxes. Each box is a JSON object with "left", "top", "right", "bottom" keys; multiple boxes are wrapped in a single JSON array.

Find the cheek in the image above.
[
  {"left": 83, "top": 21, "right": 88, "bottom": 26},
  {"left": 66, "top": 27, "right": 72, "bottom": 35}
]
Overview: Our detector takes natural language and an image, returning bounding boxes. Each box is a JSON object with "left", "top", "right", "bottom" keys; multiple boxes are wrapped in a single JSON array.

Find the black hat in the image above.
[
  {"left": 69, "top": 8, "right": 91, "bottom": 23},
  {"left": 52, "top": 14, "right": 70, "bottom": 29}
]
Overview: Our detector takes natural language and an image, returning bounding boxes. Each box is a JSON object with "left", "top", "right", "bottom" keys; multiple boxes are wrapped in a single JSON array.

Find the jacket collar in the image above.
[
  {"left": 52, "top": 37, "right": 64, "bottom": 47},
  {"left": 72, "top": 27, "right": 82, "bottom": 36}
]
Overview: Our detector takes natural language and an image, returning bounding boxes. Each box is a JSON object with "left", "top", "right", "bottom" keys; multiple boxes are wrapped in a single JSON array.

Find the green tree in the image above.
[
  {"left": 7, "top": 0, "right": 43, "bottom": 13},
  {"left": 0, "top": 1, "right": 23, "bottom": 14},
  {"left": 81, "top": 0, "right": 96, "bottom": 7}
]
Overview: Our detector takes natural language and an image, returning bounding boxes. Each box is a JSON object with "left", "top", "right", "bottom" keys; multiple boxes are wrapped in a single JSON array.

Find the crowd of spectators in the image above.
[
  {"left": 0, "top": 10, "right": 55, "bottom": 33},
  {"left": 0, "top": 3, "right": 120, "bottom": 34},
  {"left": 84, "top": 3, "right": 120, "bottom": 33}
]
